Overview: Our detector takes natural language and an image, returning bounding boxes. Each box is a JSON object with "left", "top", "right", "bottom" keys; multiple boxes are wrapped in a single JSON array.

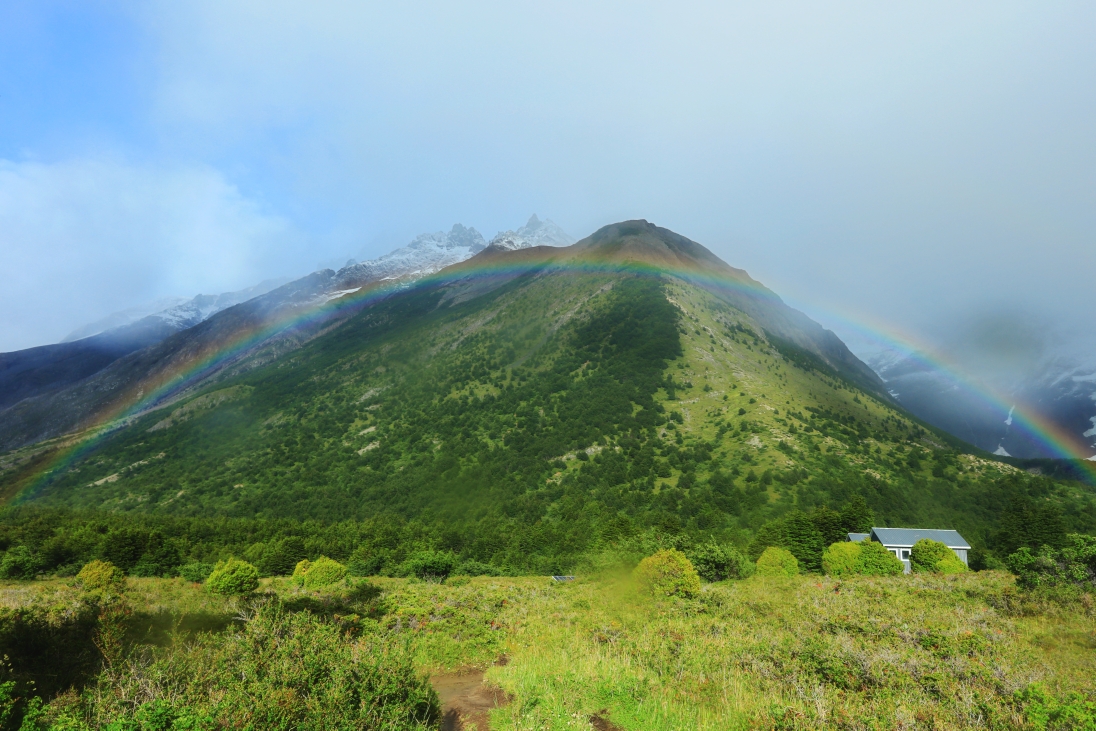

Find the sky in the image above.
[{"left": 1, "top": 0, "right": 1094, "bottom": 360}]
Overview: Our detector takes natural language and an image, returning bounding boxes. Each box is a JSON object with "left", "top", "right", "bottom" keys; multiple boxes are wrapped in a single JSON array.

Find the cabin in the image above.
[{"left": 848, "top": 528, "right": 970, "bottom": 574}]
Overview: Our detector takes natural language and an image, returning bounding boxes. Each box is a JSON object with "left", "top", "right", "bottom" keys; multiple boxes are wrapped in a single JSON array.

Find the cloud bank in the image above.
[{"left": 0, "top": 158, "right": 298, "bottom": 350}]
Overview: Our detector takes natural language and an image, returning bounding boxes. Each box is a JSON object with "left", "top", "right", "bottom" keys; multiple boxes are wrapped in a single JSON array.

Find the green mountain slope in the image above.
[{"left": 2, "top": 221, "right": 1093, "bottom": 572}]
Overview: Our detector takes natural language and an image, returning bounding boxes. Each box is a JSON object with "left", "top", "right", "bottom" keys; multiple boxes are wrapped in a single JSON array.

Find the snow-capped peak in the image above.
[
  {"left": 489, "top": 215, "right": 575, "bottom": 250},
  {"left": 333, "top": 216, "right": 573, "bottom": 288},
  {"left": 334, "top": 223, "right": 487, "bottom": 287}
]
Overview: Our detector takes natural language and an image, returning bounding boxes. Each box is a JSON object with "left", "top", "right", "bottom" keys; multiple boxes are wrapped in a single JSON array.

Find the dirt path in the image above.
[
  {"left": 430, "top": 659, "right": 625, "bottom": 730},
  {"left": 431, "top": 659, "right": 510, "bottom": 731}
]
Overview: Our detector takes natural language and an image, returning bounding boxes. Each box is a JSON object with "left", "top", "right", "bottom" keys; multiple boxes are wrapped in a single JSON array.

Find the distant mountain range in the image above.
[
  {"left": 0, "top": 216, "right": 572, "bottom": 452},
  {"left": 861, "top": 346, "right": 1096, "bottom": 461}
]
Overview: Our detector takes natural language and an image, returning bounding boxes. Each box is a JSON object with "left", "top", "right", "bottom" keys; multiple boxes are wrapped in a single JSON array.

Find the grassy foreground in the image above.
[{"left": 2, "top": 572, "right": 1094, "bottom": 729}]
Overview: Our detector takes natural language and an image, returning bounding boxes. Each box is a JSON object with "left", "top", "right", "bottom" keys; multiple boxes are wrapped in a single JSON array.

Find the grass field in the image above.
[{"left": 2, "top": 569, "right": 1093, "bottom": 729}]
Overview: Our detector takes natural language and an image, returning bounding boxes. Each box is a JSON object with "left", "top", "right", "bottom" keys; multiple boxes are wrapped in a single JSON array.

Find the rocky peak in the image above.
[{"left": 488, "top": 214, "right": 574, "bottom": 250}]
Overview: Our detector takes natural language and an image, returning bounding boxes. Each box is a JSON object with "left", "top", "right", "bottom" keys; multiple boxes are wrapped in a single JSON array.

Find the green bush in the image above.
[
  {"left": 910, "top": 539, "right": 966, "bottom": 574},
  {"left": 76, "top": 560, "right": 126, "bottom": 593},
  {"left": 821, "top": 542, "right": 861, "bottom": 577},
  {"left": 177, "top": 562, "right": 214, "bottom": 583},
  {"left": 456, "top": 560, "right": 500, "bottom": 577},
  {"left": 296, "top": 556, "right": 348, "bottom": 590},
  {"left": 44, "top": 603, "right": 440, "bottom": 729},
  {"left": 633, "top": 549, "right": 701, "bottom": 598},
  {"left": 935, "top": 553, "right": 968, "bottom": 575},
  {"left": 401, "top": 551, "right": 457, "bottom": 582},
  {"left": 1015, "top": 682, "right": 1096, "bottom": 730},
  {"left": 0, "top": 547, "right": 37, "bottom": 580},
  {"left": 205, "top": 559, "right": 260, "bottom": 596},
  {"left": 292, "top": 558, "right": 312, "bottom": 586},
  {"left": 1008, "top": 534, "right": 1096, "bottom": 592},
  {"left": 755, "top": 546, "right": 799, "bottom": 577},
  {"left": 857, "top": 541, "right": 904, "bottom": 576},
  {"left": 687, "top": 541, "right": 753, "bottom": 581}
]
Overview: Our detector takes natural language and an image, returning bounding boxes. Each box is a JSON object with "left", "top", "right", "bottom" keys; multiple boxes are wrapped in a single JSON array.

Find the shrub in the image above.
[
  {"left": 822, "top": 542, "right": 861, "bottom": 577},
  {"left": 688, "top": 541, "right": 748, "bottom": 582},
  {"left": 755, "top": 546, "right": 799, "bottom": 577},
  {"left": 0, "top": 547, "right": 37, "bottom": 580},
  {"left": 401, "top": 551, "right": 457, "bottom": 582},
  {"left": 292, "top": 558, "right": 312, "bottom": 586},
  {"left": 910, "top": 539, "right": 965, "bottom": 574},
  {"left": 298, "top": 556, "right": 348, "bottom": 590},
  {"left": 76, "top": 560, "right": 126, "bottom": 593},
  {"left": 1008, "top": 534, "right": 1096, "bottom": 592},
  {"left": 1015, "top": 683, "right": 1096, "bottom": 730},
  {"left": 177, "top": 562, "right": 214, "bottom": 583},
  {"left": 633, "top": 549, "right": 701, "bottom": 598},
  {"left": 50, "top": 603, "right": 441, "bottom": 728},
  {"left": 857, "top": 541, "right": 905, "bottom": 576},
  {"left": 205, "top": 559, "right": 260, "bottom": 596},
  {"left": 935, "top": 553, "right": 968, "bottom": 575},
  {"left": 455, "top": 560, "right": 500, "bottom": 577}
]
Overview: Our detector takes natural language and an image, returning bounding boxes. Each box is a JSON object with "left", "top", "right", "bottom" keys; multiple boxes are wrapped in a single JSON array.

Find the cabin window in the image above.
[
  {"left": 901, "top": 549, "right": 910, "bottom": 560},
  {"left": 891, "top": 549, "right": 900, "bottom": 558}
]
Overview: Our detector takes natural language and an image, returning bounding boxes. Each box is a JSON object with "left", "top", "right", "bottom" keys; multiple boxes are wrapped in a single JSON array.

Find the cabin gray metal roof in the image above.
[
  {"left": 869, "top": 528, "right": 970, "bottom": 549},
  {"left": 847, "top": 533, "right": 870, "bottom": 542}
]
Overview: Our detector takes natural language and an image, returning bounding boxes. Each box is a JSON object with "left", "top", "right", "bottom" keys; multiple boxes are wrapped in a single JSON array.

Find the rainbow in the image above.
[
  {"left": 15, "top": 241, "right": 1096, "bottom": 500},
  {"left": 800, "top": 304, "right": 1096, "bottom": 474}
]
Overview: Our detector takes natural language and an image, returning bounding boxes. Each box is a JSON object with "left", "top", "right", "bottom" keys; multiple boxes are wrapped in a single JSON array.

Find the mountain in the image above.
[
  {"left": 62, "top": 297, "right": 190, "bottom": 342},
  {"left": 862, "top": 346, "right": 1096, "bottom": 461},
  {"left": 5, "top": 220, "right": 1088, "bottom": 563},
  {"left": 487, "top": 214, "right": 575, "bottom": 250},
  {"left": 332, "top": 223, "right": 487, "bottom": 287},
  {"left": 0, "top": 219, "right": 552, "bottom": 453},
  {"left": 0, "top": 280, "right": 288, "bottom": 417}
]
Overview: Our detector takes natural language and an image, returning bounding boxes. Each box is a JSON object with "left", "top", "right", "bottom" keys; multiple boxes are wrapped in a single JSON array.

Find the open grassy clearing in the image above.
[{"left": 1, "top": 570, "right": 1093, "bottom": 729}]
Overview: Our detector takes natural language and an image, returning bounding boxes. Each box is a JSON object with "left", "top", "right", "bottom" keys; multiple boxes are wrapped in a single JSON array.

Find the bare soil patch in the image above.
[
  {"left": 432, "top": 657, "right": 510, "bottom": 731},
  {"left": 589, "top": 710, "right": 625, "bottom": 730}
]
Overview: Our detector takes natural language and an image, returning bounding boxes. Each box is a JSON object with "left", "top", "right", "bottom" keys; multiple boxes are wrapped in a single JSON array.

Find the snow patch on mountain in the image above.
[
  {"left": 334, "top": 223, "right": 487, "bottom": 288},
  {"left": 64, "top": 280, "right": 288, "bottom": 343},
  {"left": 332, "top": 216, "right": 573, "bottom": 289},
  {"left": 488, "top": 215, "right": 575, "bottom": 250},
  {"left": 151, "top": 279, "right": 289, "bottom": 330}
]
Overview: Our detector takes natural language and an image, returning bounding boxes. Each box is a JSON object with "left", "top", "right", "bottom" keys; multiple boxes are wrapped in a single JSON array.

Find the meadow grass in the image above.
[
  {"left": 0, "top": 572, "right": 1092, "bottom": 729},
  {"left": 484, "top": 572, "right": 1095, "bottom": 730}
]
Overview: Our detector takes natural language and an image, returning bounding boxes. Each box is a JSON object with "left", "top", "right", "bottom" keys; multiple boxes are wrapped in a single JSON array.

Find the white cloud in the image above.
[{"left": 0, "top": 157, "right": 300, "bottom": 351}]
